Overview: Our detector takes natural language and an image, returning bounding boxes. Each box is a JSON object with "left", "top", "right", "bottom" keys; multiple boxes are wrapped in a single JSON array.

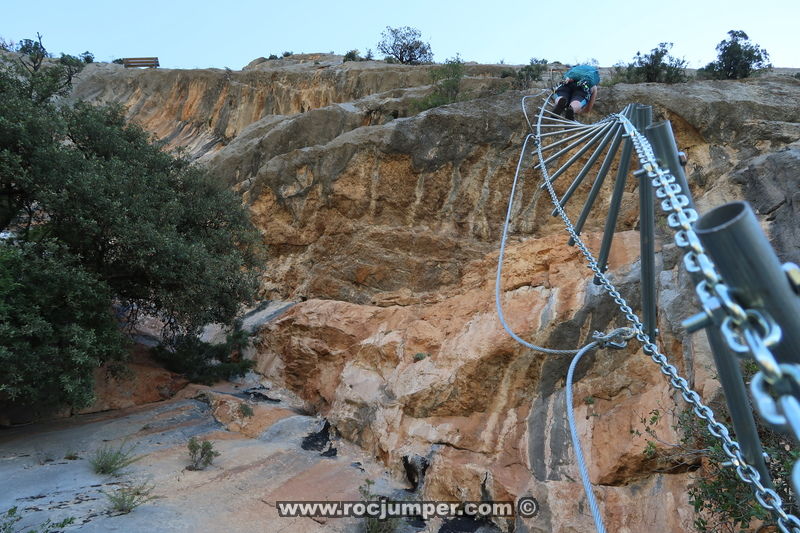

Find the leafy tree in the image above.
[
  {"left": 377, "top": 26, "right": 432, "bottom": 65},
  {"left": 0, "top": 241, "right": 124, "bottom": 409},
  {"left": 699, "top": 30, "right": 771, "bottom": 80},
  {"left": 0, "top": 37, "right": 262, "bottom": 411},
  {"left": 611, "top": 43, "right": 687, "bottom": 84}
]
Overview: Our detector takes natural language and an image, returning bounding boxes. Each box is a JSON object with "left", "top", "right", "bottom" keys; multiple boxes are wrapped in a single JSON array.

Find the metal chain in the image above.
[
  {"left": 626, "top": 98, "right": 800, "bottom": 513},
  {"left": 527, "top": 94, "right": 800, "bottom": 532},
  {"left": 614, "top": 113, "right": 800, "bottom": 532}
]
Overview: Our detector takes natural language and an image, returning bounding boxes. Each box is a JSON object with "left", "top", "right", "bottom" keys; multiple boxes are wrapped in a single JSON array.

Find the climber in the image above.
[{"left": 551, "top": 64, "right": 600, "bottom": 120}]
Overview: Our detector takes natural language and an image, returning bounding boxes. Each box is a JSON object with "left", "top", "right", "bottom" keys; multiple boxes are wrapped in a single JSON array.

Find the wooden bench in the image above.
[{"left": 123, "top": 57, "right": 160, "bottom": 68}]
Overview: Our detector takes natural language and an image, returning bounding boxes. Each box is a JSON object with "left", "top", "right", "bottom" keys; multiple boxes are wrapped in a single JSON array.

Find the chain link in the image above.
[{"left": 529, "top": 98, "right": 800, "bottom": 531}]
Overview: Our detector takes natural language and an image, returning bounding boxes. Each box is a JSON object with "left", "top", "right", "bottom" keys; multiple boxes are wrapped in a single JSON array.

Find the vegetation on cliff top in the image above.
[
  {"left": 698, "top": 30, "right": 772, "bottom": 80},
  {"left": 0, "top": 36, "right": 262, "bottom": 412}
]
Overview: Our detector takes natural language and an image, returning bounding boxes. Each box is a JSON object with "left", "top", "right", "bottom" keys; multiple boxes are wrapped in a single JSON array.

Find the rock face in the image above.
[{"left": 71, "top": 60, "right": 800, "bottom": 532}]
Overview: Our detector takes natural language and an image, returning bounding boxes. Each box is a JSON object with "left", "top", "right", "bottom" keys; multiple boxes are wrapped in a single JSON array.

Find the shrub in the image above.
[
  {"left": 282, "top": 51, "right": 293, "bottom": 57},
  {"left": 239, "top": 403, "right": 254, "bottom": 417},
  {"left": 187, "top": 437, "right": 220, "bottom": 470},
  {"left": 698, "top": 30, "right": 771, "bottom": 80},
  {"left": 610, "top": 43, "right": 687, "bottom": 84},
  {"left": 636, "top": 362, "right": 797, "bottom": 531},
  {"left": 79, "top": 51, "right": 94, "bottom": 63},
  {"left": 414, "top": 55, "right": 465, "bottom": 111},
  {"left": 680, "top": 406, "right": 798, "bottom": 531},
  {"left": 515, "top": 57, "right": 548, "bottom": 89},
  {"left": 413, "top": 352, "right": 428, "bottom": 362},
  {"left": 90, "top": 442, "right": 141, "bottom": 476},
  {"left": 343, "top": 49, "right": 361, "bottom": 62},
  {"left": 0, "top": 507, "right": 74, "bottom": 532},
  {"left": 430, "top": 55, "right": 464, "bottom": 101},
  {"left": 267, "top": 54, "right": 279, "bottom": 60},
  {"left": 112, "top": 58, "right": 124, "bottom": 64},
  {"left": 103, "top": 479, "right": 155, "bottom": 514},
  {"left": 377, "top": 26, "right": 432, "bottom": 65},
  {"left": 153, "top": 324, "right": 254, "bottom": 385},
  {"left": 364, "top": 49, "right": 374, "bottom": 61}
]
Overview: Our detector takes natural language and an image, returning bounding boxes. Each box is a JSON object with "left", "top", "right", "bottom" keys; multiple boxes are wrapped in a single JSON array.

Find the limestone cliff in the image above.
[{"left": 70, "top": 60, "right": 800, "bottom": 532}]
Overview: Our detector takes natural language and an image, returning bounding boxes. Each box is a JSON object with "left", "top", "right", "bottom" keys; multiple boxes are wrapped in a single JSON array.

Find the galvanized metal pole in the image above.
[
  {"left": 634, "top": 105, "right": 658, "bottom": 340},
  {"left": 695, "top": 201, "right": 800, "bottom": 365},
  {"left": 568, "top": 123, "right": 624, "bottom": 246},
  {"left": 541, "top": 122, "right": 616, "bottom": 185},
  {"left": 596, "top": 107, "right": 635, "bottom": 278},
  {"left": 645, "top": 120, "right": 694, "bottom": 209},
  {"left": 552, "top": 123, "right": 620, "bottom": 213},
  {"left": 688, "top": 200, "right": 800, "bottom": 488},
  {"left": 706, "top": 326, "right": 774, "bottom": 487}
]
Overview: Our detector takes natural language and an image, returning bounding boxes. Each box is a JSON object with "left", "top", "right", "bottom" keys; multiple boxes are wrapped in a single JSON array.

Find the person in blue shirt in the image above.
[{"left": 552, "top": 64, "right": 600, "bottom": 120}]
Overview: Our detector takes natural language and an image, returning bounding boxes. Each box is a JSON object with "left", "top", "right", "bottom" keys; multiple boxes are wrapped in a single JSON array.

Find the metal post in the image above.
[
  {"left": 695, "top": 201, "right": 800, "bottom": 364},
  {"left": 568, "top": 123, "right": 624, "bottom": 245},
  {"left": 645, "top": 121, "right": 694, "bottom": 209},
  {"left": 536, "top": 128, "right": 605, "bottom": 169},
  {"left": 688, "top": 200, "right": 799, "bottom": 488},
  {"left": 539, "top": 123, "right": 615, "bottom": 184},
  {"left": 595, "top": 107, "right": 635, "bottom": 279},
  {"left": 706, "top": 326, "right": 774, "bottom": 487},
  {"left": 635, "top": 105, "right": 658, "bottom": 340},
  {"left": 552, "top": 123, "right": 620, "bottom": 213}
]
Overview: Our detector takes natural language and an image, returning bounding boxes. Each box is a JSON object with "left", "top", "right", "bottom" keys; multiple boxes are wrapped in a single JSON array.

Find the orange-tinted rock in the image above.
[
  {"left": 69, "top": 59, "right": 800, "bottom": 531},
  {"left": 206, "top": 391, "right": 296, "bottom": 438},
  {"left": 80, "top": 346, "right": 188, "bottom": 414}
]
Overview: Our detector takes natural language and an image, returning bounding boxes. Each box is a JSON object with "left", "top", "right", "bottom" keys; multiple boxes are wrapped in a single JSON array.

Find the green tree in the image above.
[
  {"left": 377, "top": 26, "right": 432, "bottom": 65},
  {"left": 0, "top": 241, "right": 124, "bottom": 409},
  {"left": 0, "top": 37, "right": 262, "bottom": 411},
  {"left": 699, "top": 30, "right": 771, "bottom": 80}
]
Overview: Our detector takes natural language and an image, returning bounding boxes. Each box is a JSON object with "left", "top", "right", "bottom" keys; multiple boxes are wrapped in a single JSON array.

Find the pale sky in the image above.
[{"left": 4, "top": 0, "right": 798, "bottom": 70}]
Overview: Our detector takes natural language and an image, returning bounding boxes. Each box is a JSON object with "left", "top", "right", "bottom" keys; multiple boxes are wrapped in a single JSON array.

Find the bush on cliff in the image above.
[
  {"left": 0, "top": 37, "right": 262, "bottom": 411},
  {"left": 414, "top": 55, "right": 465, "bottom": 111},
  {"left": 514, "top": 57, "right": 548, "bottom": 89},
  {"left": 698, "top": 30, "right": 771, "bottom": 80},
  {"left": 607, "top": 42, "right": 687, "bottom": 84}
]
